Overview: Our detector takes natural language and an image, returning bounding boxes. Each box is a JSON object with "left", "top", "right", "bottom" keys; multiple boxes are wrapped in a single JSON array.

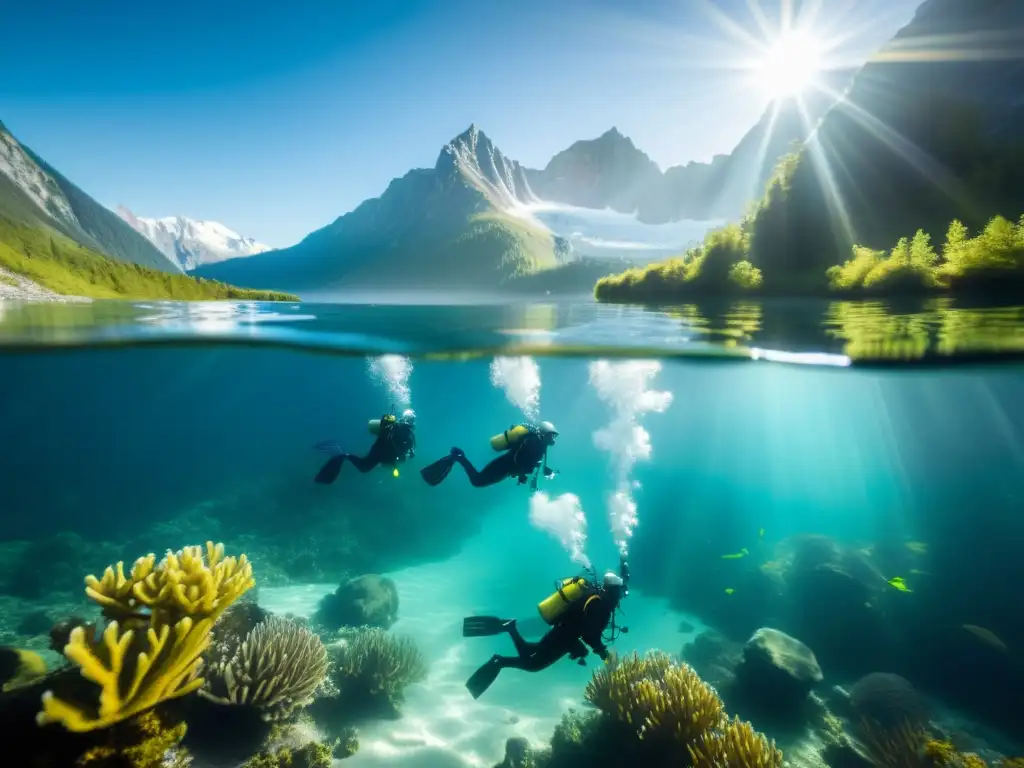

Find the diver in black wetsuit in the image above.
[
  {"left": 462, "top": 560, "right": 630, "bottom": 699},
  {"left": 314, "top": 409, "right": 417, "bottom": 484},
  {"left": 420, "top": 420, "right": 559, "bottom": 489}
]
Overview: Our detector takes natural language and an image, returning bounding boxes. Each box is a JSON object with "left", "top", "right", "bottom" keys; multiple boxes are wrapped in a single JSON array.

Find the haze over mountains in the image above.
[{"left": 196, "top": 78, "right": 846, "bottom": 293}]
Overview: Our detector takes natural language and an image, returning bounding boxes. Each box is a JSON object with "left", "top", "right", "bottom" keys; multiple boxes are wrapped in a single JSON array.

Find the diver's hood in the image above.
[
  {"left": 603, "top": 572, "right": 624, "bottom": 588},
  {"left": 538, "top": 420, "right": 559, "bottom": 436}
]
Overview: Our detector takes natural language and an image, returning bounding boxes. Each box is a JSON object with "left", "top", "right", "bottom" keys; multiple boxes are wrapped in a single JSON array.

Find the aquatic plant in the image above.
[
  {"left": 859, "top": 719, "right": 1000, "bottom": 768},
  {"left": 585, "top": 651, "right": 724, "bottom": 745},
  {"left": 37, "top": 541, "right": 255, "bottom": 732},
  {"left": 329, "top": 627, "right": 427, "bottom": 713},
  {"left": 201, "top": 614, "right": 329, "bottom": 721},
  {"left": 689, "top": 716, "right": 784, "bottom": 768}
]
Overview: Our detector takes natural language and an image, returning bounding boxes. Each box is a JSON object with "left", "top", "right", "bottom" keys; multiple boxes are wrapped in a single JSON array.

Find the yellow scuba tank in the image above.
[
  {"left": 369, "top": 414, "right": 397, "bottom": 435},
  {"left": 490, "top": 424, "right": 531, "bottom": 451},
  {"left": 537, "top": 576, "right": 592, "bottom": 625}
]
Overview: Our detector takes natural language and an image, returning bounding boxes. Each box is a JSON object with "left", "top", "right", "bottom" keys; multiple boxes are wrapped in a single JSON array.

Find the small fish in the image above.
[
  {"left": 909, "top": 569, "right": 931, "bottom": 576},
  {"left": 393, "top": 468, "right": 400, "bottom": 477},
  {"left": 759, "top": 528, "right": 765, "bottom": 539},
  {"left": 904, "top": 541, "right": 929, "bottom": 555},
  {"left": 887, "top": 576, "right": 912, "bottom": 593},
  {"left": 721, "top": 548, "right": 750, "bottom": 560},
  {"left": 724, "top": 588, "right": 735, "bottom": 595},
  {"left": 962, "top": 625, "right": 1008, "bottom": 653}
]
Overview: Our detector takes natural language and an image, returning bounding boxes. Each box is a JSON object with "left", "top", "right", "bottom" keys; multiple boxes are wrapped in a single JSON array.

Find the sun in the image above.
[{"left": 755, "top": 28, "right": 824, "bottom": 99}]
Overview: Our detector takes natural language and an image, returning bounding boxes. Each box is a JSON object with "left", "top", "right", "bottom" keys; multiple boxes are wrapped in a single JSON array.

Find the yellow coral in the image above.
[
  {"left": 585, "top": 651, "right": 724, "bottom": 745},
  {"left": 0, "top": 647, "right": 47, "bottom": 691},
  {"left": 689, "top": 716, "right": 784, "bottom": 768},
  {"left": 38, "top": 541, "right": 254, "bottom": 732},
  {"left": 86, "top": 542, "right": 254, "bottom": 623}
]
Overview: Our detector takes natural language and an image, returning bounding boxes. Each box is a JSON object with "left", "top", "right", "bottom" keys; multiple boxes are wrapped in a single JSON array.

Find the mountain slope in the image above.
[
  {"left": 116, "top": 207, "right": 270, "bottom": 271},
  {"left": 746, "top": 0, "right": 1024, "bottom": 290},
  {"left": 526, "top": 76, "right": 848, "bottom": 224},
  {"left": 0, "top": 120, "right": 178, "bottom": 272},
  {"left": 196, "top": 125, "right": 570, "bottom": 292}
]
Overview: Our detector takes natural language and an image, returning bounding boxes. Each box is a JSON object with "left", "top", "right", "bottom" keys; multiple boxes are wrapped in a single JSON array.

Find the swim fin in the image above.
[
  {"left": 465, "top": 655, "right": 502, "bottom": 700},
  {"left": 420, "top": 454, "right": 456, "bottom": 487},
  {"left": 462, "top": 616, "right": 514, "bottom": 638},
  {"left": 315, "top": 454, "right": 346, "bottom": 484}
]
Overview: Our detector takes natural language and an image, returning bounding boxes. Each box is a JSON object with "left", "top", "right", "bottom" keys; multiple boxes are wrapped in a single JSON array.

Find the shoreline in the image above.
[{"left": 0, "top": 266, "right": 91, "bottom": 304}]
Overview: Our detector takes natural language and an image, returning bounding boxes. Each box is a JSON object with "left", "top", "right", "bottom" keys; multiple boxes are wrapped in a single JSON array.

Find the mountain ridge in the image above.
[
  {"left": 0, "top": 122, "right": 180, "bottom": 272},
  {"left": 116, "top": 206, "right": 270, "bottom": 271}
]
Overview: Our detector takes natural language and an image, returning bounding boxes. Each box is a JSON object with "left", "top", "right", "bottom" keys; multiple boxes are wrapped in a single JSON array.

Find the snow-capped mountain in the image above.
[
  {"left": 116, "top": 206, "right": 270, "bottom": 271},
  {"left": 0, "top": 125, "right": 79, "bottom": 226}
]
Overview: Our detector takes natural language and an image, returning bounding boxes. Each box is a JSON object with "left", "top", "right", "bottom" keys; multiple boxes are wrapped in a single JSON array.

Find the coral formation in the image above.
[
  {"left": 331, "top": 627, "right": 427, "bottom": 708},
  {"left": 689, "top": 715, "right": 784, "bottom": 768},
  {"left": 585, "top": 651, "right": 724, "bottom": 746},
  {"left": 0, "top": 646, "right": 47, "bottom": 691},
  {"left": 555, "top": 650, "right": 780, "bottom": 767},
  {"left": 850, "top": 673, "right": 928, "bottom": 730},
  {"left": 858, "top": 719, "right": 1015, "bottom": 768},
  {"left": 74, "top": 710, "right": 190, "bottom": 768},
  {"left": 240, "top": 739, "right": 338, "bottom": 768},
  {"left": 201, "top": 615, "right": 328, "bottom": 721},
  {"left": 37, "top": 541, "right": 254, "bottom": 732}
]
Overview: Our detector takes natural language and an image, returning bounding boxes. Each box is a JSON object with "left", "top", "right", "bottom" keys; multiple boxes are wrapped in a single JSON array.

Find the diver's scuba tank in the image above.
[
  {"left": 537, "top": 576, "right": 593, "bottom": 625},
  {"left": 490, "top": 424, "right": 532, "bottom": 451},
  {"left": 369, "top": 413, "right": 397, "bottom": 435}
]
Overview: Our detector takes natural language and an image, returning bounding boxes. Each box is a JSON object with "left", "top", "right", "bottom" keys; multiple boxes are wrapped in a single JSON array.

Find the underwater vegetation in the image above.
[
  {"left": 500, "top": 650, "right": 782, "bottom": 768},
  {"left": 0, "top": 540, "right": 435, "bottom": 766}
]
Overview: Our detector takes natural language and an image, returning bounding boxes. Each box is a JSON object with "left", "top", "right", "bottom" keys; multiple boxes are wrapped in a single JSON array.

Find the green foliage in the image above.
[
  {"left": 21, "top": 145, "right": 174, "bottom": 271},
  {"left": 829, "top": 214, "right": 1024, "bottom": 295},
  {"left": 594, "top": 222, "right": 760, "bottom": 301},
  {"left": 0, "top": 218, "right": 299, "bottom": 301}
]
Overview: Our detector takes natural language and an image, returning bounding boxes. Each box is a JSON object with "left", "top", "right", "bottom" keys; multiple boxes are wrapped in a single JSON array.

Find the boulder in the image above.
[
  {"left": 736, "top": 628, "right": 823, "bottom": 709},
  {"left": 314, "top": 574, "right": 399, "bottom": 630}
]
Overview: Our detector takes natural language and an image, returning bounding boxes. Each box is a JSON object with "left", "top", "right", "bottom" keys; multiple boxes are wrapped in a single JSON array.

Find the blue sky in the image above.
[{"left": 1, "top": 0, "right": 920, "bottom": 247}]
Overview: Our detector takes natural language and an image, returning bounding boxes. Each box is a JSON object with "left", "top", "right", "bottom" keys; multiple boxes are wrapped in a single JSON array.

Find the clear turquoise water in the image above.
[{"left": 1, "top": 296, "right": 1022, "bottom": 765}]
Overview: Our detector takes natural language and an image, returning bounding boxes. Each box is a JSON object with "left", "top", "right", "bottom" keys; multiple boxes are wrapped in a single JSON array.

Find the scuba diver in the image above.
[
  {"left": 314, "top": 408, "right": 416, "bottom": 484},
  {"left": 420, "top": 420, "right": 559, "bottom": 489},
  {"left": 461, "top": 558, "right": 631, "bottom": 699}
]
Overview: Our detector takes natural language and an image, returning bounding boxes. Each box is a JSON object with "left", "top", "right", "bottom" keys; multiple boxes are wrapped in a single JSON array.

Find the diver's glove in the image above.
[{"left": 543, "top": 468, "right": 559, "bottom": 479}]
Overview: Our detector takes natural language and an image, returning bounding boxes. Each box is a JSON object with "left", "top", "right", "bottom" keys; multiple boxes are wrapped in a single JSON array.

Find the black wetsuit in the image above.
[
  {"left": 315, "top": 421, "right": 415, "bottom": 483},
  {"left": 454, "top": 433, "right": 551, "bottom": 488},
  {"left": 347, "top": 421, "right": 415, "bottom": 472},
  {"left": 495, "top": 592, "right": 615, "bottom": 672}
]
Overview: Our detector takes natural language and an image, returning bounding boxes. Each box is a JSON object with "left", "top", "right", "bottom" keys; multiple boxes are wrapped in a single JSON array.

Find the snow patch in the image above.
[
  {"left": 0, "top": 129, "right": 77, "bottom": 225},
  {"left": 116, "top": 206, "right": 271, "bottom": 271}
]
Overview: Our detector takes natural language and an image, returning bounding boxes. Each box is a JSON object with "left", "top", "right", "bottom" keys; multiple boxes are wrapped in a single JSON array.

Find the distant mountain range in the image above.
[
  {"left": 116, "top": 207, "right": 270, "bottom": 271},
  {"left": 0, "top": 120, "right": 179, "bottom": 273},
  {"left": 196, "top": 79, "right": 845, "bottom": 293}
]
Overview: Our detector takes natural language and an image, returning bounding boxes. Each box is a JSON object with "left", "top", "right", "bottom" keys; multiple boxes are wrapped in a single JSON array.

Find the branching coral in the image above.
[
  {"left": 585, "top": 651, "right": 724, "bottom": 744},
  {"left": 38, "top": 541, "right": 255, "bottom": 732},
  {"left": 330, "top": 627, "right": 427, "bottom": 710},
  {"left": 201, "top": 615, "right": 329, "bottom": 721},
  {"left": 689, "top": 716, "right": 784, "bottom": 768}
]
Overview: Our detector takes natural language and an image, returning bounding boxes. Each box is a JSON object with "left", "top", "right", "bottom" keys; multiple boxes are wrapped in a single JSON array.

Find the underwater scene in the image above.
[{"left": 0, "top": 298, "right": 1022, "bottom": 768}]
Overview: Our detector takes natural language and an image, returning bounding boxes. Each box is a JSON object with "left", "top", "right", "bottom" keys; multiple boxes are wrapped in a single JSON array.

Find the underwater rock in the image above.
[
  {"left": 496, "top": 737, "right": 534, "bottom": 768},
  {"left": 735, "top": 628, "right": 823, "bottom": 711},
  {"left": 848, "top": 672, "right": 927, "bottom": 729},
  {"left": 314, "top": 575, "right": 399, "bottom": 630},
  {"left": 681, "top": 629, "right": 744, "bottom": 692}
]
